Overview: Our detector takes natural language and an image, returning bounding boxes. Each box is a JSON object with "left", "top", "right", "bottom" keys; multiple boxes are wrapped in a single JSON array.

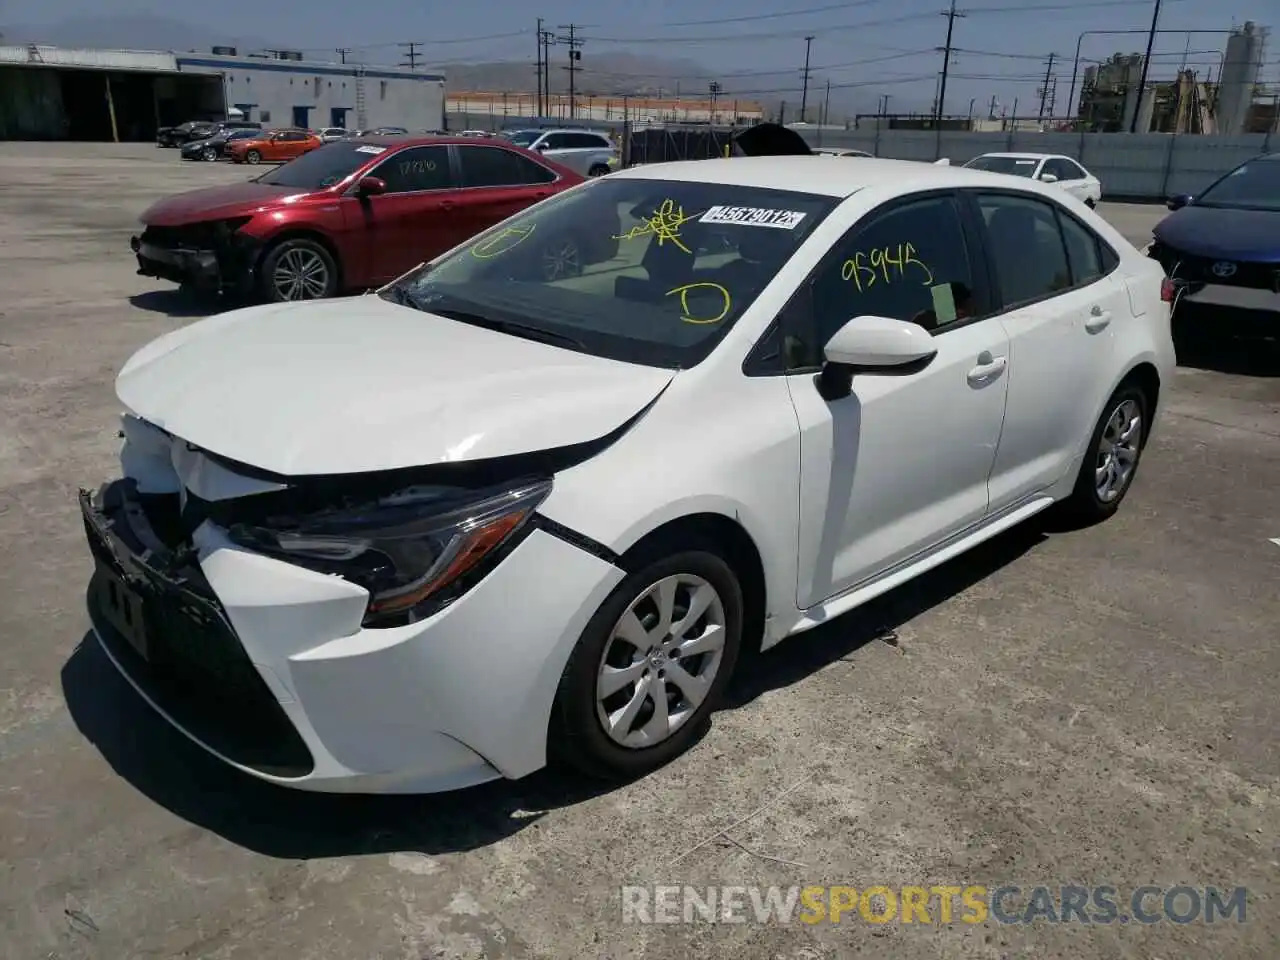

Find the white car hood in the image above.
[{"left": 116, "top": 296, "right": 675, "bottom": 477}]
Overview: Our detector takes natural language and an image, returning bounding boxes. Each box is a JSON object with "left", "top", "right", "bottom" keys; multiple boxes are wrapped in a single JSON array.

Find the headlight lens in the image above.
[{"left": 226, "top": 478, "right": 551, "bottom": 626}]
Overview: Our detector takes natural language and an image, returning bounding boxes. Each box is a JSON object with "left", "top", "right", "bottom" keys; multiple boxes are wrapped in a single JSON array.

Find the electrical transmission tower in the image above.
[
  {"left": 399, "top": 41, "right": 421, "bottom": 70},
  {"left": 558, "top": 24, "right": 583, "bottom": 119},
  {"left": 1037, "top": 52, "right": 1058, "bottom": 119}
]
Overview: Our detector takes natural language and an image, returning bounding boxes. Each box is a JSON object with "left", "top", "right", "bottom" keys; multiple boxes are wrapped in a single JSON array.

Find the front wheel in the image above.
[
  {"left": 1059, "top": 383, "right": 1148, "bottom": 524},
  {"left": 260, "top": 238, "right": 339, "bottom": 302},
  {"left": 202, "top": 146, "right": 218, "bottom": 161},
  {"left": 549, "top": 547, "right": 743, "bottom": 781}
]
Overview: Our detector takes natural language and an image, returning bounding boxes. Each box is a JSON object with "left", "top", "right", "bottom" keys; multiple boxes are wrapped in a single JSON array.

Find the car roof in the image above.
[
  {"left": 972, "top": 152, "right": 1067, "bottom": 161},
  {"left": 610, "top": 155, "right": 1077, "bottom": 198},
  {"left": 350, "top": 133, "right": 528, "bottom": 148}
]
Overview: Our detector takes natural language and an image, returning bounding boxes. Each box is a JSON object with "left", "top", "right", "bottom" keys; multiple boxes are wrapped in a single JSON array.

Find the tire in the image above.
[
  {"left": 1084, "top": 197, "right": 1097, "bottom": 209},
  {"left": 259, "top": 238, "right": 339, "bottom": 302},
  {"left": 549, "top": 545, "right": 744, "bottom": 782},
  {"left": 587, "top": 164, "right": 610, "bottom": 178},
  {"left": 202, "top": 146, "right": 218, "bottom": 161},
  {"left": 245, "top": 149, "right": 262, "bottom": 165},
  {"left": 1058, "top": 382, "right": 1149, "bottom": 524}
]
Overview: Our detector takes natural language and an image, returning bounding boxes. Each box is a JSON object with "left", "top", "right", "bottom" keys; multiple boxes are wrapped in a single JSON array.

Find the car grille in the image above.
[
  {"left": 82, "top": 484, "right": 314, "bottom": 778},
  {"left": 139, "top": 223, "right": 225, "bottom": 250},
  {"left": 1150, "top": 243, "right": 1280, "bottom": 291}
]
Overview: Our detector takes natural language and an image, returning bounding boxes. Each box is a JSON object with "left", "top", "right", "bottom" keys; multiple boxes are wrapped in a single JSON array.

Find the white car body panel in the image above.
[
  {"left": 115, "top": 297, "right": 674, "bottom": 477},
  {"left": 88, "top": 155, "right": 1173, "bottom": 792}
]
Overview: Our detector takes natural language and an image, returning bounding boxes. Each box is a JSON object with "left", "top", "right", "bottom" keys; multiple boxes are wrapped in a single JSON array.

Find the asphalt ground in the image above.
[{"left": 1, "top": 143, "right": 1277, "bottom": 960}]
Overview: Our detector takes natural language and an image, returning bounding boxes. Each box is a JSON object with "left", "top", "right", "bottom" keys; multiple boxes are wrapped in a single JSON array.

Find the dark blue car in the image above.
[{"left": 1147, "top": 153, "right": 1280, "bottom": 311}]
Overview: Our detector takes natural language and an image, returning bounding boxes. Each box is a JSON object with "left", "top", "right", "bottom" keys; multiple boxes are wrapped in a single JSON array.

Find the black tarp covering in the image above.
[{"left": 731, "top": 122, "right": 813, "bottom": 157}]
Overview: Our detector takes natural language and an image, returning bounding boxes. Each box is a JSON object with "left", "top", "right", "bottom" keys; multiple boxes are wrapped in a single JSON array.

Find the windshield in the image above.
[
  {"left": 964, "top": 155, "right": 1039, "bottom": 177},
  {"left": 256, "top": 141, "right": 384, "bottom": 189},
  {"left": 228, "top": 129, "right": 258, "bottom": 140},
  {"left": 1194, "top": 159, "right": 1280, "bottom": 212},
  {"left": 383, "top": 177, "right": 838, "bottom": 368},
  {"left": 502, "top": 129, "right": 541, "bottom": 147}
]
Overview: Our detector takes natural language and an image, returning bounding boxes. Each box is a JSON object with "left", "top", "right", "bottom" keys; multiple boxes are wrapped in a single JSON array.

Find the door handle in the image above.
[
  {"left": 966, "top": 353, "right": 1007, "bottom": 384},
  {"left": 1085, "top": 305, "right": 1112, "bottom": 332}
]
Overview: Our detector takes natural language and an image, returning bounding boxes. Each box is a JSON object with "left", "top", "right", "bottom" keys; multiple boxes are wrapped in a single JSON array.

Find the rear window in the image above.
[{"left": 965, "top": 156, "right": 1040, "bottom": 177}]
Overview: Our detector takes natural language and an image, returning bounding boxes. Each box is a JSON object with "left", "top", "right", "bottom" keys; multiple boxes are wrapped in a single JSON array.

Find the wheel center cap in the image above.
[{"left": 649, "top": 652, "right": 666, "bottom": 668}]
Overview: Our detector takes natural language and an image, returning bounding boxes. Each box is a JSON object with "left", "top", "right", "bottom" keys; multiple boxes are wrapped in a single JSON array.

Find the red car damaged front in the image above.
[{"left": 129, "top": 136, "right": 587, "bottom": 303}]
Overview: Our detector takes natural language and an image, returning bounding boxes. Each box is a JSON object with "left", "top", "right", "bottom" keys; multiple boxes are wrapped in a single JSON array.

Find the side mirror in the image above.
[
  {"left": 817, "top": 315, "right": 938, "bottom": 400},
  {"left": 1166, "top": 193, "right": 1192, "bottom": 211},
  {"left": 1039, "top": 172, "right": 1059, "bottom": 183},
  {"left": 356, "top": 176, "right": 387, "bottom": 197},
  {"left": 534, "top": 142, "right": 549, "bottom": 151}
]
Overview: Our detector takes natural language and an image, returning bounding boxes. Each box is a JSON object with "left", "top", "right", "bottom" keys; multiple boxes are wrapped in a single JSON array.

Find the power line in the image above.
[
  {"left": 578, "top": 48, "right": 937, "bottom": 83},
  {"left": 398, "top": 41, "right": 422, "bottom": 70}
]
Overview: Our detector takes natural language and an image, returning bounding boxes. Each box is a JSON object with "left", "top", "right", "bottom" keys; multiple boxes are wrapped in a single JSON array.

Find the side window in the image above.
[
  {"left": 1056, "top": 210, "right": 1105, "bottom": 286},
  {"left": 1043, "top": 158, "right": 1076, "bottom": 180},
  {"left": 542, "top": 133, "right": 572, "bottom": 149},
  {"left": 1064, "top": 159, "right": 1088, "bottom": 180},
  {"left": 374, "top": 145, "right": 454, "bottom": 193},
  {"left": 976, "top": 194, "right": 1072, "bottom": 307},
  {"left": 804, "top": 195, "right": 977, "bottom": 357},
  {"left": 459, "top": 146, "right": 555, "bottom": 187}
]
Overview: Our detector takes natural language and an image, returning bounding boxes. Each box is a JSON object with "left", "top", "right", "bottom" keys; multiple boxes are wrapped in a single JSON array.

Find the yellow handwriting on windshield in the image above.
[
  {"left": 841, "top": 242, "right": 934, "bottom": 292},
  {"left": 472, "top": 223, "right": 536, "bottom": 259},
  {"left": 614, "top": 199, "right": 697, "bottom": 254},
  {"left": 666, "top": 282, "right": 732, "bottom": 325}
]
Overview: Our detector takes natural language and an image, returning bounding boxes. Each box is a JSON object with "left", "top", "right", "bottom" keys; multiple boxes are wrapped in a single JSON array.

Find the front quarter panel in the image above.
[{"left": 539, "top": 371, "right": 802, "bottom": 649}]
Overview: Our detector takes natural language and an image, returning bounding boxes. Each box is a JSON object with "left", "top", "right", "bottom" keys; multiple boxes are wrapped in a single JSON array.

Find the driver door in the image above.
[{"left": 782, "top": 191, "right": 1011, "bottom": 608}]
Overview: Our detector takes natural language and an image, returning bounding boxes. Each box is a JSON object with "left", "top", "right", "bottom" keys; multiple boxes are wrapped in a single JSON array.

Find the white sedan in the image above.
[
  {"left": 813, "top": 147, "right": 874, "bottom": 157},
  {"left": 82, "top": 157, "right": 1173, "bottom": 793},
  {"left": 963, "top": 152, "right": 1103, "bottom": 207}
]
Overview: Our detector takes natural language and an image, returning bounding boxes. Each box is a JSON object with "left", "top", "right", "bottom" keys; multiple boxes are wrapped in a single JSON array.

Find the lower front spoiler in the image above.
[{"left": 130, "top": 235, "right": 258, "bottom": 297}]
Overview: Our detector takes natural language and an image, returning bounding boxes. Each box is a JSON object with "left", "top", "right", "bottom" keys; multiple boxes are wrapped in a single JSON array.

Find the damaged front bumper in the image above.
[
  {"left": 130, "top": 225, "right": 262, "bottom": 296},
  {"left": 80, "top": 425, "right": 625, "bottom": 793}
]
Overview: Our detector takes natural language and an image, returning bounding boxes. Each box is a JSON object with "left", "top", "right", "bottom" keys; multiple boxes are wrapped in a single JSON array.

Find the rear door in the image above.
[
  {"left": 536, "top": 132, "right": 578, "bottom": 170},
  {"left": 453, "top": 144, "right": 559, "bottom": 239},
  {"left": 966, "top": 190, "right": 1128, "bottom": 509},
  {"left": 1042, "top": 157, "right": 1089, "bottom": 202},
  {"left": 354, "top": 143, "right": 461, "bottom": 283}
]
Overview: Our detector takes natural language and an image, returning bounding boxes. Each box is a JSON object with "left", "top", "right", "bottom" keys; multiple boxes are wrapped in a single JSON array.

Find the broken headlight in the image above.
[{"left": 226, "top": 478, "right": 552, "bottom": 627}]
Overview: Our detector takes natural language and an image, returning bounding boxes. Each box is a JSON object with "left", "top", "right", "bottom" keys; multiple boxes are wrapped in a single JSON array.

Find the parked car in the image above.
[
  {"left": 101, "top": 156, "right": 1172, "bottom": 793},
  {"left": 156, "top": 120, "right": 218, "bottom": 147},
  {"left": 359, "top": 126, "right": 410, "bottom": 136},
  {"left": 131, "top": 135, "right": 604, "bottom": 302},
  {"left": 962, "top": 152, "right": 1102, "bottom": 207},
  {"left": 814, "top": 148, "right": 874, "bottom": 157},
  {"left": 318, "top": 127, "right": 351, "bottom": 143},
  {"left": 180, "top": 128, "right": 263, "bottom": 161},
  {"left": 1147, "top": 151, "right": 1280, "bottom": 332},
  {"left": 500, "top": 128, "right": 617, "bottom": 177},
  {"left": 228, "top": 129, "right": 323, "bottom": 165}
]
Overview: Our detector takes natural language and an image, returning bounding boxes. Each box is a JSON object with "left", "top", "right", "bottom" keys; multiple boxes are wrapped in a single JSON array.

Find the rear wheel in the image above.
[
  {"left": 549, "top": 546, "right": 743, "bottom": 781},
  {"left": 1085, "top": 197, "right": 1097, "bottom": 209},
  {"left": 588, "top": 164, "right": 610, "bottom": 177},
  {"left": 260, "top": 238, "right": 339, "bottom": 302},
  {"left": 202, "top": 146, "right": 218, "bottom": 161},
  {"left": 1059, "top": 383, "right": 1148, "bottom": 524},
  {"left": 245, "top": 149, "right": 262, "bottom": 165}
]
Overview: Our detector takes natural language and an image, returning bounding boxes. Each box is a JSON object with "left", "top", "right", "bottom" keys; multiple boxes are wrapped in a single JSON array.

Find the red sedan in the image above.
[{"left": 131, "top": 135, "right": 606, "bottom": 302}]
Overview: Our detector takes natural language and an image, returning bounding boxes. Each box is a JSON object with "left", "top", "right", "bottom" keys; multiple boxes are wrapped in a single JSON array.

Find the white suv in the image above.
[{"left": 502, "top": 128, "right": 618, "bottom": 177}]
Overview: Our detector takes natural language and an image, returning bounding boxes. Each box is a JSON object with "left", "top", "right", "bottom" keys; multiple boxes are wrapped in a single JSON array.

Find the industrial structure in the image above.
[
  {"left": 446, "top": 91, "right": 764, "bottom": 127},
  {"left": 1075, "top": 21, "right": 1272, "bottom": 134},
  {"left": 0, "top": 44, "right": 445, "bottom": 140}
]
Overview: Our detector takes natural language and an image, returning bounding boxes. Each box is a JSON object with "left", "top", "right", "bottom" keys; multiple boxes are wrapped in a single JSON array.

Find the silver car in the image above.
[
  {"left": 501, "top": 128, "right": 618, "bottom": 177},
  {"left": 318, "top": 127, "right": 351, "bottom": 143}
]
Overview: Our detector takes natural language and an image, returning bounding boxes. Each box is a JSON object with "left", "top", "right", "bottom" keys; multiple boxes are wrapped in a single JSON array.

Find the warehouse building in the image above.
[{"left": 0, "top": 44, "right": 445, "bottom": 141}]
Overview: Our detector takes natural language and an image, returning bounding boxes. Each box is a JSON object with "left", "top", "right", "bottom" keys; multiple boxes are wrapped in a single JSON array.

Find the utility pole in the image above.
[
  {"left": 1037, "top": 52, "right": 1057, "bottom": 119},
  {"left": 799, "top": 36, "right": 814, "bottom": 123},
  {"left": 935, "top": 0, "right": 964, "bottom": 124},
  {"left": 709, "top": 80, "right": 722, "bottom": 124},
  {"left": 535, "top": 19, "right": 544, "bottom": 117},
  {"left": 558, "top": 24, "right": 583, "bottom": 120},
  {"left": 1130, "top": 0, "right": 1163, "bottom": 133},
  {"left": 398, "top": 41, "right": 421, "bottom": 70},
  {"left": 335, "top": 47, "right": 351, "bottom": 64},
  {"left": 541, "top": 28, "right": 555, "bottom": 116},
  {"left": 988, "top": 93, "right": 997, "bottom": 119},
  {"left": 878, "top": 94, "right": 891, "bottom": 116},
  {"left": 823, "top": 79, "right": 831, "bottom": 126}
]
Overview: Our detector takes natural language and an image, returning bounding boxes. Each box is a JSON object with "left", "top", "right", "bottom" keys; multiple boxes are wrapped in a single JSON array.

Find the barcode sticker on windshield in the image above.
[
  {"left": 698, "top": 205, "right": 807, "bottom": 229},
  {"left": 355, "top": 145, "right": 387, "bottom": 154}
]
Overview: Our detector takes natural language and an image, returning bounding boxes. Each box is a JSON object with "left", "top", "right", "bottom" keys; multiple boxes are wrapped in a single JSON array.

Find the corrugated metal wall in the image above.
[{"left": 0, "top": 66, "right": 66, "bottom": 139}]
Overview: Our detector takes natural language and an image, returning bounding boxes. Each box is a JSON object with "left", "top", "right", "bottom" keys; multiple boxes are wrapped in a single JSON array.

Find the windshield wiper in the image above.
[{"left": 429, "top": 307, "right": 586, "bottom": 351}]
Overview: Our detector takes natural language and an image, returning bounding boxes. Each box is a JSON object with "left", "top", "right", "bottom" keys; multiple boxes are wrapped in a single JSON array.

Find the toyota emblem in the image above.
[{"left": 1211, "top": 261, "right": 1237, "bottom": 278}]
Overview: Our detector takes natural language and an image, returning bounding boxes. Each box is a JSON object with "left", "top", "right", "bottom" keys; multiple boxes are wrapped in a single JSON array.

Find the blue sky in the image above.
[{"left": 6, "top": 0, "right": 1276, "bottom": 116}]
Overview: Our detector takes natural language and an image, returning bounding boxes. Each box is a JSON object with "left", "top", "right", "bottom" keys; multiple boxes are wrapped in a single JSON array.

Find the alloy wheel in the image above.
[
  {"left": 595, "top": 574, "right": 727, "bottom": 749},
  {"left": 541, "top": 240, "right": 581, "bottom": 282},
  {"left": 246, "top": 150, "right": 261, "bottom": 165},
  {"left": 1095, "top": 398, "right": 1142, "bottom": 502},
  {"left": 202, "top": 147, "right": 217, "bottom": 161},
  {"left": 272, "top": 248, "right": 331, "bottom": 300}
]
